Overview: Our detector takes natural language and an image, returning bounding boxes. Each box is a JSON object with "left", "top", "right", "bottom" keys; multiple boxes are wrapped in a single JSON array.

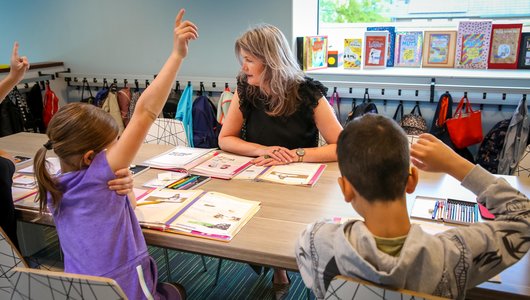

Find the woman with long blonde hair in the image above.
[{"left": 219, "top": 24, "right": 342, "bottom": 299}]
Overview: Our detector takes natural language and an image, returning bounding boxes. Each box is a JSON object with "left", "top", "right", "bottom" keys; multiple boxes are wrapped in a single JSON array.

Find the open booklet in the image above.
[
  {"left": 143, "top": 146, "right": 216, "bottom": 172},
  {"left": 134, "top": 188, "right": 260, "bottom": 241},
  {"left": 189, "top": 152, "right": 253, "bottom": 180},
  {"left": 256, "top": 163, "right": 327, "bottom": 187}
]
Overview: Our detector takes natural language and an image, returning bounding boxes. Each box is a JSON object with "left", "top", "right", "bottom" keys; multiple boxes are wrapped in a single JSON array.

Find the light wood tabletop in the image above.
[{"left": 2, "top": 132, "right": 529, "bottom": 299}]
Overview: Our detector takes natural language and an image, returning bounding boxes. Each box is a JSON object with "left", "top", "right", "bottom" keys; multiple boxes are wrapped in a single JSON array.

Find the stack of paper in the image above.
[
  {"left": 12, "top": 174, "right": 37, "bottom": 189},
  {"left": 18, "top": 157, "right": 61, "bottom": 175}
]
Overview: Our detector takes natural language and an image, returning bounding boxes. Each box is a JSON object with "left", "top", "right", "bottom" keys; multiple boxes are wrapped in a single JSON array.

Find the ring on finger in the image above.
[{"left": 264, "top": 155, "right": 271, "bottom": 159}]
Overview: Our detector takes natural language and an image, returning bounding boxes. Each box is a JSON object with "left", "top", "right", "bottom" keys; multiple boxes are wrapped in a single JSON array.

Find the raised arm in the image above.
[
  {"left": 411, "top": 133, "right": 530, "bottom": 288},
  {"left": 0, "top": 42, "right": 29, "bottom": 102},
  {"left": 106, "top": 9, "right": 198, "bottom": 171},
  {"left": 410, "top": 133, "right": 474, "bottom": 181}
]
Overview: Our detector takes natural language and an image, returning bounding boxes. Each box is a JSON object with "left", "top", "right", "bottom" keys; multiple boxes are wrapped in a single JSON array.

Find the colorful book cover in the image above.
[
  {"left": 488, "top": 24, "right": 522, "bottom": 69},
  {"left": 422, "top": 31, "right": 456, "bottom": 68},
  {"left": 305, "top": 36, "right": 328, "bottom": 71},
  {"left": 363, "top": 31, "right": 388, "bottom": 69},
  {"left": 455, "top": 21, "right": 492, "bottom": 69},
  {"left": 327, "top": 50, "right": 343, "bottom": 67},
  {"left": 367, "top": 26, "right": 395, "bottom": 67},
  {"left": 394, "top": 31, "right": 423, "bottom": 67},
  {"left": 343, "top": 38, "right": 362, "bottom": 69},
  {"left": 518, "top": 33, "right": 530, "bottom": 69}
]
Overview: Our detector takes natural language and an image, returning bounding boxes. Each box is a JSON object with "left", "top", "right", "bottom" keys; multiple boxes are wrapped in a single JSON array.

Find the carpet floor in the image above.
[{"left": 31, "top": 226, "right": 315, "bottom": 300}]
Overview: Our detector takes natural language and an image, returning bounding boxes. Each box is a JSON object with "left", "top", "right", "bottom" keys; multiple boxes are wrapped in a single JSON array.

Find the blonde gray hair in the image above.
[{"left": 235, "top": 24, "right": 305, "bottom": 116}]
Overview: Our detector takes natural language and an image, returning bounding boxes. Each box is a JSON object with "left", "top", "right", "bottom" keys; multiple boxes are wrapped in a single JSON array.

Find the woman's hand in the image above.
[
  {"left": 107, "top": 167, "right": 134, "bottom": 196},
  {"left": 257, "top": 146, "right": 296, "bottom": 163},
  {"left": 252, "top": 155, "right": 289, "bottom": 167},
  {"left": 172, "top": 9, "right": 198, "bottom": 60}
]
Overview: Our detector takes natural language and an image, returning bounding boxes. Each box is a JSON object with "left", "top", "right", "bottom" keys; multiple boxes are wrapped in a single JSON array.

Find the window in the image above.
[{"left": 319, "top": 0, "right": 530, "bottom": 50}]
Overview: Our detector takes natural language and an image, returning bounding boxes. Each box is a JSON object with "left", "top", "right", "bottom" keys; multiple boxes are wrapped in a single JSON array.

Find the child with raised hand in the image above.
[
  {"left": 33, "top": 9, "right": 197, "bottom": 300},
  {"left": 295, "top": 114, "right": 530, "bottom": 299}
]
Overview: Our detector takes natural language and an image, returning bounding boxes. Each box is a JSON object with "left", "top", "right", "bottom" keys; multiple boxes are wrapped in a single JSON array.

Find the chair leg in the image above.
[
  {"left": 163, "top": 248, "right": 172, "bottom": 282},
  {"left": 213, "top": 258, "right": 223, "bottom": 286},
  {"left": 201, "top": 255, "right": 208, "bottom": 272}
]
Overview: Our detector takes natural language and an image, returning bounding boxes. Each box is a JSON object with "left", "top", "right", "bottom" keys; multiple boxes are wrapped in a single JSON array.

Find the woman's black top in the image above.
[
  {"left": 0, "top": 156, "right": 18, "bottom": 249},
  {"left": 237, "top": 77, "right": 327, "bottom": 149}
]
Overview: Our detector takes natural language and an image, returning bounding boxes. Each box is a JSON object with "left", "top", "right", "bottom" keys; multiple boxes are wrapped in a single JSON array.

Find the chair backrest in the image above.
[
  {"left": 10, "top": 267, "right": 127, "bottom": 300},
  {"left": 145, "top": 118, "right": 189, "bottom": 146},
  {"left": 325, "top": 275, "right": 449, "bottom": 300},
  {"left": 0, "top": 227, "right": 29, "bottom": 299},
  {"left": 515, "top": 145, "right": 530, "bottom": 177}
]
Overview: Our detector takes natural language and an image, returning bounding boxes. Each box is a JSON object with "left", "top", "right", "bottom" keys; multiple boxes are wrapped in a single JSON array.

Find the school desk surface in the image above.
[{"left": 2, "top": 132, "right": 529, "bottom": 300}]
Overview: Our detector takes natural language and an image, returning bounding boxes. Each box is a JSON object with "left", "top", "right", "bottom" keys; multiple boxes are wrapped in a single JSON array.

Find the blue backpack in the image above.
[{"left": 192, "top": 95, "right": 221, "bottom": 148}]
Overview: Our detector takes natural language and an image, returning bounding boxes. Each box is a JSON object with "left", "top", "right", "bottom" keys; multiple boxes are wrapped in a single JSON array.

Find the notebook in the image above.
[
  {"left": 256, "top": 163, "right": 327, "bottom": 187},
  {"left": 135, "top": 189, "right": 260, "bottom": 241},
  {"left": 189, "top": 152, "right": 253, "bottom": 180},
  {"left": 143, "top": 146, "right": 216, "bottom": 171}
]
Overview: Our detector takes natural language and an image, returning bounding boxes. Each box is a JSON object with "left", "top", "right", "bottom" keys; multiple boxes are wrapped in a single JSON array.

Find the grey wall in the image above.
[{"left": 0, "top": 0, "right": 293, "bottom": 78}]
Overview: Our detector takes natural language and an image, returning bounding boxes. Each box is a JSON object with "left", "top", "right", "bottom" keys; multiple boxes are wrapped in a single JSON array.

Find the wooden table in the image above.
[{"left": 2, "top": 132, "right": 529, "bottom": 299}]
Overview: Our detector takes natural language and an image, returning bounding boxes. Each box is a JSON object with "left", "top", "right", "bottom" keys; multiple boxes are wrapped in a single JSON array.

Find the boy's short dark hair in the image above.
[{"left": 337, "top": 114, "right": 410, "bottom": 202}]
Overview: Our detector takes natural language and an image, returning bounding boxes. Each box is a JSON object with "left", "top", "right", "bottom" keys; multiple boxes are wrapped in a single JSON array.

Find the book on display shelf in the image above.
[
  {"left": 363, "top": 31, "right": 389, "bottom": 69},
  {"left": 422, "top": 31, "right": 456, "bottom": 68},
  {"left": 488, "top": 23, "right": 523, "bottom": 69},
  {"left": 394, "top": 31, "right": 423, "bottom": 67},
  {"left": 455, "top": 20, "right": 492, "bottom": 69}
]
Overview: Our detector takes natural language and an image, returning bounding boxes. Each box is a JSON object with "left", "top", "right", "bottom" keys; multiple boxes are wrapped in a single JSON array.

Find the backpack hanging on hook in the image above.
[
  {"left": 163, "top": 81, "right": 182, "bottom": 118},
  {"left": 345, "top": 90, "right": 378, "bottom": 124},
  {"left": 400, "top": 102, "right": 428, "bottom": 135}
]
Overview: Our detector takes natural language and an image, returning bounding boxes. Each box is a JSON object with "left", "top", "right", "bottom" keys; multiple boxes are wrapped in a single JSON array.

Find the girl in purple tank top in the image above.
[{"left": 33, "top": 9, "right": 198, "bottom": 300}]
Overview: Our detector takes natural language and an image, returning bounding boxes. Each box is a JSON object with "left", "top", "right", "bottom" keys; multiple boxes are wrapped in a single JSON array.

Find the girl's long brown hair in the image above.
[{"left": 34, "top": 103, "right": 119, "bottom": 212}]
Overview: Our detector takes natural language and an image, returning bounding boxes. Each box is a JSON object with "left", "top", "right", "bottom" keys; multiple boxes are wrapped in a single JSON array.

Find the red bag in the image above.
[
  {"left": 43, "top": 83, "right": 59, "bottom": 128},
  {"left": 446, "top": 96, "right": 483, "bottom": 148}
]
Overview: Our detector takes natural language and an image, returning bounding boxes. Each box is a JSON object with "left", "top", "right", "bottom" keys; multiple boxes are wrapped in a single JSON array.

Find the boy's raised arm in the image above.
[{"left": 410, "top": 133, "right": 474, "bottom": 182}]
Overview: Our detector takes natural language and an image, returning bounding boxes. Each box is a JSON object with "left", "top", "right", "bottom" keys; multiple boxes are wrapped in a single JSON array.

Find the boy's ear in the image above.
[
  {"left": 405, "top": 166, "right": 419, "bottom": 194},
  {"left": 337, "top": 176, "right": 355, "bottom": 203},
  {"left": 82, "top": 150, "right": 96, "bottom": 166}
]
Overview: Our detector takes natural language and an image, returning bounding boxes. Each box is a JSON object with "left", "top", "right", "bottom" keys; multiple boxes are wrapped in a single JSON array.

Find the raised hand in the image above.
[
  {"left": 173, "top": 9, "right": 198, "bottom": 60},
  {"left": 9, "top": 42, "right": 29, "bottom": 83},
  {"left": 410, "top": 133, "right": 473, "bottom": 181}
]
